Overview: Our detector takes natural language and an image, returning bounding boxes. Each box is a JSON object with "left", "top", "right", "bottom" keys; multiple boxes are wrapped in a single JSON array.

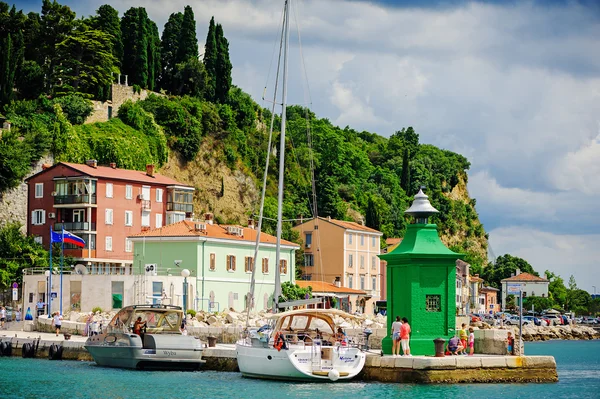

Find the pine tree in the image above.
[
  {"left": 215, "top": 23, "right": 232, "bottom": 103},
  {"left": 177, "top": 6, "right": 198, "bottom": 63},
  {"left": 203, "top": 16, "right": 217, "bottom": 101},
  {"left": 92, "top": 5, "right": 123, "bottom": 69},
  {"left": 121, "top": 7, "right": 149, "bottom": 88},
  {"left": 23, "top": 11, "right": 43, "bottom": 64},
  {"left": 160, "top": 12, "right": 183, "bottom": 93},
  {"left": 40, "top": 0, "right": 76, "bottom": 89}
]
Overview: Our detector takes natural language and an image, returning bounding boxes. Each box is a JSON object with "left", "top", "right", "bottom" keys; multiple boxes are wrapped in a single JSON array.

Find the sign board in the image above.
[
  {"left": 506, "top": 284, "right": 523, "bottom": 294},
  {"left": 12, "top": 282, "right": 18, "bottom": 289},
  {"left": 12, "top": 288, "right": 18, "bottom": 301},
  {"left": 50, "top": 292, "right": 58, "bottom": 299}
]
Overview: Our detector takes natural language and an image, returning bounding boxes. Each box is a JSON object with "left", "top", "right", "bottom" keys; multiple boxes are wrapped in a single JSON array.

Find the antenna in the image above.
[{"left": 74, "top": 264, "right": 89, "bottom": 275}]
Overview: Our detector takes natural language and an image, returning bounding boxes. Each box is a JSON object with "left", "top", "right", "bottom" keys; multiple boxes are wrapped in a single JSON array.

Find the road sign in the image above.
[
  {"left": 12, "top": 282, "right": 18, "bottom": 288},
  {"left": 51, "top": 292, "right": 58, "bottom": 299},
  {"left": 506, "top": 284, "right": 523, "bottom": 294},
  {"left": 12, "top": 288, "right": 18, "bottom": 300}
]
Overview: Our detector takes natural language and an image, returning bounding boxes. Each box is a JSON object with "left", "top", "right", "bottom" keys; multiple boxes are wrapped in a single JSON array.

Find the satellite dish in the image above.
[{"left": 74, "top": 264, "right": 89, "bottom": 275}]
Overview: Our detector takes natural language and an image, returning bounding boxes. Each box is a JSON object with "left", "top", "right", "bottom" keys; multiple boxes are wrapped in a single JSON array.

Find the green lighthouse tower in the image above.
[{"left": 380, "top": 189, "right": 464, "bottom": 355}]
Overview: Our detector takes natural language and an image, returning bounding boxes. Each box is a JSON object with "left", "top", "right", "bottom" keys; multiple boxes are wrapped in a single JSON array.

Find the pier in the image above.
[{"left": 0, "top": 330, "right": 557, "bottom": 383}]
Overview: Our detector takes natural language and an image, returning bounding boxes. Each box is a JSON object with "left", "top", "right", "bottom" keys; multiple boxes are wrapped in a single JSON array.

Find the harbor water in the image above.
[{"left": 0, "top": 340, "right": 598, "bottom": 399}]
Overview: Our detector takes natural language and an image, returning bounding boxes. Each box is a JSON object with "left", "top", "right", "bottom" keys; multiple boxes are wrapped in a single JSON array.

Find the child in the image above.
[
  {"left": 459, "top": 323, "right": 468, "bottom": 355},
  {"left": 468, "top": 327, "right": 475, "bottom": 356},
  {"left": 507, "top": 331, "right": 514, "bottom": 355}
]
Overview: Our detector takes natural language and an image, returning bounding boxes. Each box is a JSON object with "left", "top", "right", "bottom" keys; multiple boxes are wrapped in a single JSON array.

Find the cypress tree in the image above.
[
  {"left": 0, "top": 4, "right": 25, "bottom": 106},
  {"left": 203, "top": 16, "right": 217, "bottom": 101},
  {"left": 121, "top": 7, "right": 148, "bottom": 88},
  {"left": 146, "top": 19, "right": 160, "bottom": 91},
  {"left": 160, "top": 12, "right": 183, "bottom": 93},
  {"left": 177, "top": 6, "right": 198, "bottom": 63},
  {"left": 214, "top": 23, "right": 232, "bottom": 103},
  {"left": 23, "top": 11, "right": 43, "bottom": 64},
  {"left": 93, "top": 5, "right": 123, "bottom": 69}
]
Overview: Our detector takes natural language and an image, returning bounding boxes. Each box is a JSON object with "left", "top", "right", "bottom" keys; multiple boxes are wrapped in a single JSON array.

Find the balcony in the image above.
[
  {"left": 141, "top": 200, "right": 151, "bottom": 211},
  {"left": 166, "top": 202, "right": 193, "bottom": 213},
  {"left": 54, "top": 194, "right": 97, "bottom": 205},
  {"left": 54, "top": 222, "right": 96, "bottom": 231},
  {"left": 64, "top": 249, "right": 96, "bottom": 258}
]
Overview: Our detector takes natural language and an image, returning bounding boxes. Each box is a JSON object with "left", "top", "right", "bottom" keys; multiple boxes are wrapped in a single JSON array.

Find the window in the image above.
[
  {"left": 141, "top": 211, "right": 150, "bottom": 227},
  {"left": 348, "top": 275, "right": 353, "bottom": 289},
  {"left": 426, "top": 295, "right": 441, "bottom": 312},
  {"left": 106, "top": 183, "right": 113, "bottom": 198},
  {"left": 372, "top": 256, "right": 377, "bottom": 270},
  {"left": 35, "top": 183, "right": 44, "bottom": 198},
  {"left": 305, "top": 232, "right": 312, "bottom": 248},
  {"left": 156, "top": 188, "right": 163, "bottom": 202},
  {"left": 209, "top": 253, "right": 216, "bottom": 271},
  {"left": 360, "top": 255, "right": 365, "bottom": 269},
  {"left": 112, "top": 281, "right": 124, "bottom": 309},
  {"left": 348, "top": 254, "right": 353, "bottom": 268},
  {"left": 279, "top": 259, "right": 288, "bottom": 274},
  {"left": 105, "top": 236, "right": 113, "bottom": 251},
  {"left": 227, "top": 255, "right": 236, "bottom": 272},
  {"left": 360, "top": 275, "right": 365, "bottom": 290},
  {"left": 73, "top": 209, "right": 84, "bottom": 223},
  {"left": 372, "top": 236, "right": 376, "bottom": 247},
  {"left": 125, "top": 185, "right": 133, "bottom": 199},
  {"left": 125, "top": 238, "right": 132, "bottom": 252},
  {"left": 372, "top": 277, "right": 377, "bottom": 291},
  {"left": 31, "top": 209, "right": 45, "bottom": 225},
  {"left": 125, "top": 210, "right": 133, "bottom": 226},
  {"left": 152, "top": 282, "right": 163, "bottom": 305},
  {"left": 348, "top": 233, "right": 353, "bottom": 244},
  {"left": 360, "top": 235, "right": 364, "bottom": 246},
  {"left": 262, "top": 258, "right": 269, "bottom": 274},
  {"left": 304, "top": 254, "right": 314, "bottom": 267},
  {"left": 105, "top": 209, "right": 113, "bottom": 225},
  {"left": 156, "top": 214, "right": 162, "bottom": 228},
  {"left": 34, "top": 236, "right": 43, "bottom": 245},
  {"left": 245, "top": 257, "right": 254, "bottom": 273}
]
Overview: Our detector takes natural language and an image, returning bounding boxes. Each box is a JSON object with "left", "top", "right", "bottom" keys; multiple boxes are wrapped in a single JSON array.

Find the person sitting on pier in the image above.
[{"left": 447, "top": 336, "right": 464, "bottom": 355}]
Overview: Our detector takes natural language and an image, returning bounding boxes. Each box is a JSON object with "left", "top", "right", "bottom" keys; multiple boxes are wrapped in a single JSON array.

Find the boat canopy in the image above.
[{"left": 108, "top": 305, "right": 183, "bottom": 334}]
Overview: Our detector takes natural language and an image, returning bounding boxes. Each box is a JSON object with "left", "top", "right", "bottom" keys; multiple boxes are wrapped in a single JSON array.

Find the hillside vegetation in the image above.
[{"left": 0, "top": 0, "right": 488, "bottom": 272}]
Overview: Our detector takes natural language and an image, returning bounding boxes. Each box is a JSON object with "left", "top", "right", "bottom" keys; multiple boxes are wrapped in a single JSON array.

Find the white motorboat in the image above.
[
  {"left": 237, "top": 308, "right": 366, "bottom": 381},
  {"left": 85, "top": 304, "right": 204, "bottom": 370}
]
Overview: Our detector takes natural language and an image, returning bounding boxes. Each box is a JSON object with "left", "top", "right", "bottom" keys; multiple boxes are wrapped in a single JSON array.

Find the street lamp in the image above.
[
  {"left": 181, "top": 269, "right": 190, "bottom": 316},
  {"left": 44, "top": 270, "right": 51, "bottom": 317}
]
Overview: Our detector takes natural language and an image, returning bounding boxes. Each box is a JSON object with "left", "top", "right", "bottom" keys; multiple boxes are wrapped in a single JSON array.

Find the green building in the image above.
[
  {"left": 130, "top": 218, "right": 298, "bottom": 312},
  {"left": 380, "top": 189, "right": 463, "bottom": 355}
]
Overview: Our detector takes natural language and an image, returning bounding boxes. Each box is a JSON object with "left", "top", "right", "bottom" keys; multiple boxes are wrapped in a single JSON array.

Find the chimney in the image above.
[
  {"left": 42, "top": 163, "right": 52, "bottom": 170},
  {"left": 86, "top": 159, "right": 98, "bottom": 168},
  {"left": 334, "top": 277, "right": 341, "bottom": 287},
  {"left": 248, "top": 218, "right": 254, "bottom": 229},
  {"left": 146, "top": 164, "right": 155, "bottom": 177},
  {"left": 327, "top": 216, "right": 331, "bottom": 221},
  {"left": 516, "top": 268, "right": 521, "bottom": 276},
  {"left": 204, "top": 213, "right": 214, "bottom": 225},
  {"left": 110, "top": 162, "right": 116, "bottom": 169},
  {"left": 361, "top": 218, "right": 365, "bottom": 226}
]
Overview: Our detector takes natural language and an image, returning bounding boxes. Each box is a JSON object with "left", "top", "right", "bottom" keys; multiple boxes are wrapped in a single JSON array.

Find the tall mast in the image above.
[{"left": 273, "top": 0, "right": 290, "bottom": 312}]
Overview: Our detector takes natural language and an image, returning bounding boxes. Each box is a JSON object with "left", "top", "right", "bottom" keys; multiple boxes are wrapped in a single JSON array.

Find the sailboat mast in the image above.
[{"left": 273, "top": 0, "right": 290, "bottom": 312}]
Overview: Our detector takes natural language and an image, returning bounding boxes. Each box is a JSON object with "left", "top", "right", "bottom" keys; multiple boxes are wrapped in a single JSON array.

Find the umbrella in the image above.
[{"left": 545, "top": 309, "right": 560, "bottom": 314}]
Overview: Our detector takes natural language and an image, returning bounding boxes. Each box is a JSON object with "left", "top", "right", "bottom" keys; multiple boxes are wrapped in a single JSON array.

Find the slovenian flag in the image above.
[{"left": 50, "top": 228, "right": 86, "bottom": 248}]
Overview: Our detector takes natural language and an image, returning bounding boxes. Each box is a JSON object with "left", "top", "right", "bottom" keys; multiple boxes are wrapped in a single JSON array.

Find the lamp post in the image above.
[
  {"left": 44, "top": 270, "right": 51, "bottom": 317},
  {"left": 181, "top": 269, "right": 190, "bottom": 316}
]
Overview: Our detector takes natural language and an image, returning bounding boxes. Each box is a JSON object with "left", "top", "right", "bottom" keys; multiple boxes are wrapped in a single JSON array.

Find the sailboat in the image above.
[{"left": 235, "top": 0, "right": 366, "bottom": 381}]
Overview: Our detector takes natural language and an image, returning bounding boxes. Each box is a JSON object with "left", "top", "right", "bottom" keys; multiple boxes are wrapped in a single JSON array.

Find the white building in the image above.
[{"left": 500, "top": 271, "right": 549, "bottom": 310}]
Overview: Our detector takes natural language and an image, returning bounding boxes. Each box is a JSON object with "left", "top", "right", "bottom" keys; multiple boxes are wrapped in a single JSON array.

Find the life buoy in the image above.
[{"left": 273, "top": 332, "right": 285, "bottom": 351}]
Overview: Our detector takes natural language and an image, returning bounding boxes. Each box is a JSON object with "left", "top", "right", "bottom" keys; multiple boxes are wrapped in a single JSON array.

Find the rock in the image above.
[{"left": 207, "top": 315, "right": 218, "bottom": 325}]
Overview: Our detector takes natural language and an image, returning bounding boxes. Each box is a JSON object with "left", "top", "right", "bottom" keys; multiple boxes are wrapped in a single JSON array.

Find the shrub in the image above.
[
  {"left": 92, "top": 306, "right": 102, "bottom": 314},
  {"left": 186, "top": 309, "right": 196, "bottom": 317},
  {"left": 52, "top": 95, "right": 93, "bottom": 125}
]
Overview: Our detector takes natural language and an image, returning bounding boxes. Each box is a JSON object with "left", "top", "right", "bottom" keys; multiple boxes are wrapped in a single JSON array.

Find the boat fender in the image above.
[
  {"left": 0, "top": 342, "right": 6, "bottom": 356},
  {"left": 273, "top": 332, "right": 285, "bottom": 351},
  {"left": 3, "top": 341, "right": 12, "bottom": 357},
  {"left": 48, "top": 344, "right": 63, "bottom": 360},
  {"left": 22, "top": 342, "right": 35, "bottom": 358},
  {"left": 328, "top": 369, "right": 340, "bottom": 381}
]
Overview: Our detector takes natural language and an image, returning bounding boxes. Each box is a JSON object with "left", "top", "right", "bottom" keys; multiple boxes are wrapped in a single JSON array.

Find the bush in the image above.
[
  {"left": 52, "top": 95, "right": 93, "bottom": 125},
  {"left": 92, "top": 306, "right": 103, "bottom": 314},
  {"left": 186, "top": 309, "right": 196, "bottom": 317}
]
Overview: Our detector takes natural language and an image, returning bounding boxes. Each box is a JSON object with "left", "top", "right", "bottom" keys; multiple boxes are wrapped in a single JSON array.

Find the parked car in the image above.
[
  {"left": 469, "top": 314, "right": 481, "bottom": 323},
  {"left": 505, "top": 315, "right": 529, "bottom": 326},
  {"left": 582, "top": 317, "right": 598, "bottom": 324},
  {"left": 523, "top": 316, "right": 541, "bottom": 326},
  {"left": 574, "top": 317, "right": 583, "bottom": 324},
  {"left": 3, "top": 306, "right": 14, "bottom": 322},
  {"left": 543, "top": 314, "right": 562, "bottom": 326}
]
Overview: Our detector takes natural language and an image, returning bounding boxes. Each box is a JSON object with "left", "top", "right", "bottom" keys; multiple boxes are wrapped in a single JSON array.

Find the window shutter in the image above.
[
  {"left": 41, "top": 210, "right": 46, "bottom": 225},
  {"left": 233, "top": 256, "right": 236, "bottom": 271}
]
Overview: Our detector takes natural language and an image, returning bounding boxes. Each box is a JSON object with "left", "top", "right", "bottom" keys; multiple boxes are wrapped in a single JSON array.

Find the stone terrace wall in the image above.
[
  {"left": 84, "top": 84, "right": 164, "bottom": 124},
  {"left": 0, "top": 154, "right": 54, "bottom": 232}
]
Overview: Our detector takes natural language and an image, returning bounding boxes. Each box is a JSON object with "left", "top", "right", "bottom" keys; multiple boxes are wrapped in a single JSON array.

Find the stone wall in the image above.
[
  {"left": 0, "top": 154, "right": 54, "bottom": 232},
  {"left": 83, "top": 84, "right": 164, "bottom": 124},
  {"left": 85, "top": 100, "right": 112, "bottom": 124}
]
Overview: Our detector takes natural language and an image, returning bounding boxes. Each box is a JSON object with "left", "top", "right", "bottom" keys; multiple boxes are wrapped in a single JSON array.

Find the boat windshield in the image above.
[
  {"left": 134, "top": 310, "right": 181, "bottom": 333},
  {"left": 278, "top": 314, "right": 334, "bottom": 335}
]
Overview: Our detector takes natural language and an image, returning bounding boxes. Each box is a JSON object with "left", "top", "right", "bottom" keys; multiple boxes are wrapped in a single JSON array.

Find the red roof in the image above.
[
  {"left": 318, "top": 217, "right": 382, "bottom": 234},
  {"left": 501, "top": 272, "right": 548, "bottom": 283},
  {"left": 28, "top": 162, "right": 191, "bottom": 187},
  {"left": 130, "top": 220, "right": 298, "bottom": 247},
  {"left": 296, "top": 280, "right": 366, "bottom": 295}
]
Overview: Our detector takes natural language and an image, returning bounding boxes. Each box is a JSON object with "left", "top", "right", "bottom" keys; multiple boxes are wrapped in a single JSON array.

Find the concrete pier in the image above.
[{"left": 0, "top": 331, "right": 557, "bottom": 383}]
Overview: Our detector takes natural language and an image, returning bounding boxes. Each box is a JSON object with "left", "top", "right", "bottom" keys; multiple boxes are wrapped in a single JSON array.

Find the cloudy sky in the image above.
[{"left": 17, "top": 0, "right": 600, "bottom": 292}]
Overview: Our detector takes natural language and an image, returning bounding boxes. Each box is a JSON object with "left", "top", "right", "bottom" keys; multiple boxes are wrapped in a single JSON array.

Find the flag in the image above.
[{"left": 50, "top": 228, "right": 85, "bottom": 248}]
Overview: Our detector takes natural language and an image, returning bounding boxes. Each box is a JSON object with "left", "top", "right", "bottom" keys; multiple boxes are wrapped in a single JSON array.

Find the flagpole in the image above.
[
  {"left": 60, "top": 227, "right": 64, "bottom": 315},
  {"left": 48, "top": 226, "right": 52, "bottom": 318}
]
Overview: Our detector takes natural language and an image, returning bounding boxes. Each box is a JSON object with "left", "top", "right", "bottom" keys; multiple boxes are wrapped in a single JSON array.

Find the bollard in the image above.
[
  {"left": 207, "top": 336, "right": 217, "bottom": 347},
  {"left": 433, "top": 338, "right": 446, "bottom": 357}
]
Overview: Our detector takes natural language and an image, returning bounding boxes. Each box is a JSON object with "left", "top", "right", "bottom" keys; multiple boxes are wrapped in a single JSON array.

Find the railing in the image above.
[
  {"left": 166, "top": 202, "right": 193, "bottom": 213},
  {"left": 54, "top": 194, "right": 97, "bottom": 205},
  {"left": 54, "top": 222, "right": 96, "bottom": 231},
  {"left": 141, "top": 200, "right": 151, "bottom": 211}
]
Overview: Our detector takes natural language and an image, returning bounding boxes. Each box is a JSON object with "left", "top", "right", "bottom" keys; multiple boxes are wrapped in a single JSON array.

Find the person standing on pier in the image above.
[
  {"left": 468, "top": 327, "right": 475, "bottom": 356},
  {"left": 459, "top": 323, "right": 468, "bottom": 355},
  {"left": 391, "top": 316, "right": 402, "bottom": 356},
  {"left": 400, "top": 317, "right": 412, "bottom": 356}
]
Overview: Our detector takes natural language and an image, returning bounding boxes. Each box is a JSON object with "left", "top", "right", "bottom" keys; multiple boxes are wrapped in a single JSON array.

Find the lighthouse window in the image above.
[{"left": 426, "top": 295, "right": 441, "bottom": 312}]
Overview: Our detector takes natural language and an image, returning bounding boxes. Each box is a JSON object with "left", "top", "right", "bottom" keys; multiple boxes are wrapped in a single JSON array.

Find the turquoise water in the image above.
[{"left": 0, "top": 340, "right": 598, "bottom": 399}]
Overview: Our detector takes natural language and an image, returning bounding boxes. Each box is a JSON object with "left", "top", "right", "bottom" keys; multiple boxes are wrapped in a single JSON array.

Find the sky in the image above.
[{"left": 15, "top": 0, "right": 600, "bottom": 293}]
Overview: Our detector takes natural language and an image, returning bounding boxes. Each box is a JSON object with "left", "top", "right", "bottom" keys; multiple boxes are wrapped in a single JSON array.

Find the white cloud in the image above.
[{"left": 489, "top": 226, "right": 600, "bottom": 293}]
